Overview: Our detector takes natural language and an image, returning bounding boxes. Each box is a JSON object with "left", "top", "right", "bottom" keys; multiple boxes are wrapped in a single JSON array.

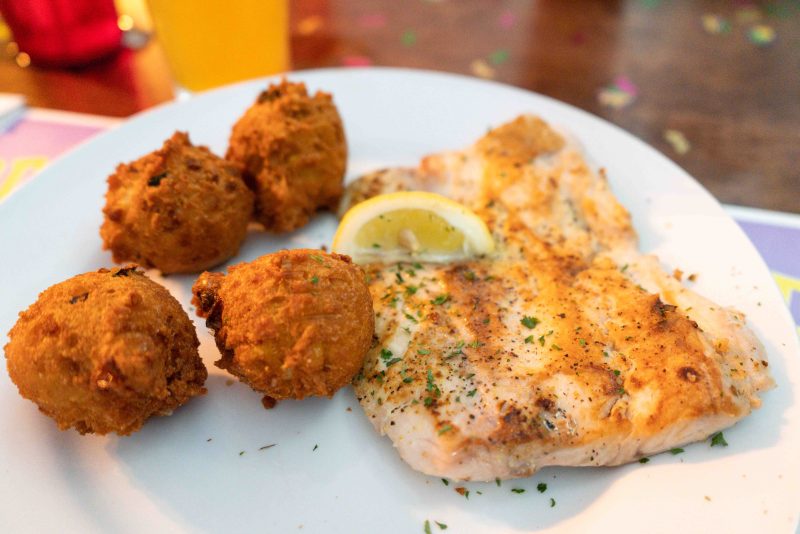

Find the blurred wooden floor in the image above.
[{"left": 1, "top": 0, "right": 798, "bottom": 212}]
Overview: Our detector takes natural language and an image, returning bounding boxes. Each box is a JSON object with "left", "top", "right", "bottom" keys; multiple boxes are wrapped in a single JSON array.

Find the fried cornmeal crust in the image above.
[
  {"left": 100, "top": 131, "right": 254, "bottom": 274},
  {"left": 4, "top": 266, "right": 207, "bottom": 436},
  {"left": 192, "top": 250, "right": 373, "bottom": 403},
  {"left": 226, "top": 80, "right": 347, "bottom": 232}
]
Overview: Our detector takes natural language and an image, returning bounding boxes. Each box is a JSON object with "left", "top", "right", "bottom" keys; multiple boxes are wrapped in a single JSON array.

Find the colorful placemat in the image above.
[{"left": 1, "top": 107, "right": 798, "bottom": 334}]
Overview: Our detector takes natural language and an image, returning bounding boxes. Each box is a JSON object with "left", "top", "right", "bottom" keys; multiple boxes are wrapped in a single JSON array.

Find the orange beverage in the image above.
[{"left": 147, "top": 0, "right": 289, "bottom": 92}]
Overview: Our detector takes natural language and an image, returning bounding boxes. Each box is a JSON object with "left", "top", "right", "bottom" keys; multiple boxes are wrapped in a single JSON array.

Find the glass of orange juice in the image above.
[{"left": 146, "top": 0, "right": 289, "bottom": 93}]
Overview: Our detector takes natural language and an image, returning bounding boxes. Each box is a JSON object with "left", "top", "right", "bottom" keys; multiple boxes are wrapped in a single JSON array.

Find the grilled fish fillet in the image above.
[{"left": 349, "top": 115, "right": 774, "bottom": 481}]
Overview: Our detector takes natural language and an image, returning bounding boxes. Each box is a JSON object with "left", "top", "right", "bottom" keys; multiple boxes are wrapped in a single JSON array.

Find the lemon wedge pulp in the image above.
[{"left": 332, "top": 191, "right": 494, "bottom": 263}]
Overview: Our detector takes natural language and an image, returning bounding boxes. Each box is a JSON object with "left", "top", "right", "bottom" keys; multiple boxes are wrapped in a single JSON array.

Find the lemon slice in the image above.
[{"left": 332, "top": 191, "right": 494, "bottom": 263}]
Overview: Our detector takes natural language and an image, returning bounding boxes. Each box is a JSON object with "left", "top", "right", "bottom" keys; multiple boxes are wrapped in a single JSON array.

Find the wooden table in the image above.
[{"left": 1, "top": 0, "right": 797, "bottom": 213}]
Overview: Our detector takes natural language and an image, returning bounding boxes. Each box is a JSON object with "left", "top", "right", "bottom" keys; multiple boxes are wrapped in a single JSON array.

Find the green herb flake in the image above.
[
  {"left": 313, "top": 444, "right": 318, "bottom": 451},
  {"left": 310, "top": 275, "right": 319, "bottom": 285},
  {"left": 396, "top": 272, "right": 405, "bottom": 284},
  {"left": 238, "top": 450, "right": 245, "bottom": 456},
  {"left": 525, "top": 335, "right": 534, "bottom": 343},
  {"left": 438, "top": 424, "right": 453, "bottom": 436},
  {"left": 406, "top": 285, "right": 418, "bottom": 296},
  {"left": 431, "top": 294, "right": 451, "bottom": 305},
  {"left": 579, "top": 338, "right": 586, "bottom": 347},
  {"left": 310, "top": 254, "right": 324, "bottom": 264},
  {"left": 404, "top": 312, "right": 419, "bottom": 324},
  {"left": 617, "top": 387, "right": 626, "bottom": 395},
  {"left": 537, "top": 482, "right": 547, "bottom": 493},
  {"left": 495, "top": 478, "right": 501, "bottom": 487},
  {"left": 464, "top": 270, "right": 476, "bottom": 281},
  {"left": 380, "top": 348, "right": 393, "bottom": 360},
  {"left": 372, "top": 243, "right": 381, "bottom": 249},
  {"left": 710, "top": 432, "right": 728, "bottom": 447},
  {"left": 669, "top": 447, "right": 685, "bottom": 455},
  {"left": 413, "top": 262, "right": 423, "bottom": 269},
  {"left": 417, "top": 348, "right": 431, "bottom": 355},
  {"left": 511, "top": 488, "right": 525, "bottom": 494},
  {"left": 435, "top": 521, "right": 448, "bottom": 530},
  {"left": 639, "top": 457, "right": 650, "bottom": 464},
  {"left": 424, "top": 519, "right": 432, "bottom": 534},
  {"left": 521, "top": 316, "right": 540, "bottom": 329},
  {"left": 441, "top": 478, "right": 449, "bottom": 486},
  {"left": 613, "top": 369, "right": 621, "bottom": 376},
  {"left": 551, "top": 344, "right": 562, "bottom": 351},
  {"left": 621, "top": 264, "right": 629, "bottom": 273},
  {"left": 385, "top": 357, "right": 402, "bottom": 367},
  {"left": 550, "top": 498, "right": 556, "bottom": 507},
  {"left": 466, "top": 389, "right": 477, "bottom": 397},
  {"left": 538, "top": 335, "right": 546, "bottom": 346}
]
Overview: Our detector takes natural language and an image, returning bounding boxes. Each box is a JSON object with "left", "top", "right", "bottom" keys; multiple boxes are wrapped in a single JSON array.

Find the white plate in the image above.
[{"left": 1, "top": 68, "right": 798, "bottom": 533}]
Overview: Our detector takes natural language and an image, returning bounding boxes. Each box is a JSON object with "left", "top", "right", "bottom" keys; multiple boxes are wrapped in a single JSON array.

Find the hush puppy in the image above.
[
  {"left": 226, "top": 80, "right": 347, "bottom": 233},
  {"left": 101, "top": 131, "right": 254, "bottom": 274},
  {"left": 192, "top": 250, "right": 373, "bottom": 403},
  {"left": 4, "top": 266, "right": 207, "bottom": 435}
]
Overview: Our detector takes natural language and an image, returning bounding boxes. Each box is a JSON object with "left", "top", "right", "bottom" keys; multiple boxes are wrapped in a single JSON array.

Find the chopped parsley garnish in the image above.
[
  {"left": 238, "top": 451, "right": 245, "bottom": 456},
  {"left": 550, "top": 344, "right": 562, "bottom": 351},
  {"left": 710, "top": 432, "right": 728, "bottom": 447},
  {"left": 463, "top": 270, "right": 476, "bottom": 281},
  {"left": 578, "top": 338, "right": 586, "bottom": 347},
  {"left": 435, "top": 521, "right": 448, "bottom": 530},
  {"left": 406, "top": 285, "right": 418, "bottom": 295},
  {"left": 413, "top": 262, "right": 423, "bottom": 269},
  {"left": 380, "top": 348, "right": 393, "bottom": 360},
  {"left": 538, "top": 335, "right": 546, "bottom": 346},
  {"left": 424, "top": 520, "right": 432, "bottom": 534},
  {"left": 639, "top": 457, "right": 650, "bottom": 464},
  {"left": 426, "top": 369, "right": 441, "bottom": 396},
  {"left": 385, "top": 358, "right": 402, "bottom": 367},
  {"left": 395, "top": 272, "right": 405, "bottom": 284},
  {"left": 438, "top": 424, "right": 453, "bottom": 435},
  {"left": 613, "top": 369, "right": 621, "bottom": 376},
  {"left": 258, "top": 444, "right": 276, "bottom": 451},
  {"left": 423, "top": 397, "right": 434, "bottom": 407},
  {"left": 372, "top": 243, "right": 381, "bottom": 249},
  {"left": 495, "top": 478, "right": 501, "bottom": 487},
  {"left": 482, "top": 317, "right": 490, "bottom": 324},
  {"left": 621, "top": 264, "right": 629, "bottom": 273},
  {"left": 511, "top": 488, "right": 525, "bottom": 494},
  {"left": 549, "top": 498, "right": 556, "bottom": 507},
  {"left": 521, "top": 316, "right": 539, "bottom": 329},
  {"left": 417, "top": 348, "right": 431, "bottom": 355},
  {"left": 537, "top": 482, "right": 547, "bottom": 493},
  {"left": 431, "top": 294, "right": 451, "bottom": 305},
  {"left": 404, "top": 312, "right": 419, "bottom": 324},
  {"left": 310, "top": 254, "right": 324, "bottom": 264},
  {"left": 669, "top": 448, "right": 685, "bottom": 455},
  {"left": 441, "top": 478, "right": 449, "bottom": 486},
  {"left": 617, "top": 387, "right": 626, "bottom": 395},
  {"left": 313, "top": 444, "right": 319, "bottom": 451},
  {"left": 467, "top": 340, "right": 484, "bottom": 348},
  {"left": 525, "top": 335, "right": 534, "bottom": 343},
  {"left": 310, "top": 275, "right": 319, "bottom": 285},
  {"left": 466, "top": 389, "right": 477, "bottom": 397}
]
